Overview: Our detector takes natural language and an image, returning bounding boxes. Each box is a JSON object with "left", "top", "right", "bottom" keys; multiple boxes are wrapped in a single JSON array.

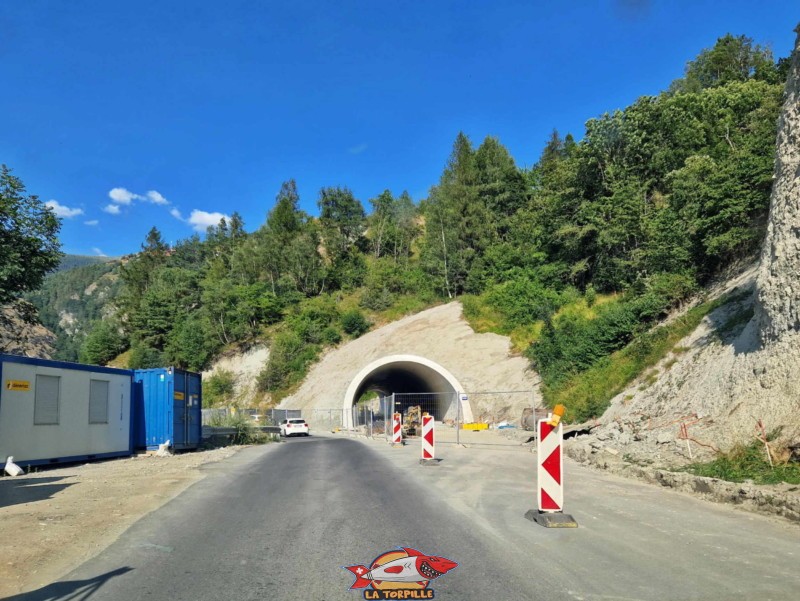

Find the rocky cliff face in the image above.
[
  {"left": 0, "top": 302, "right": 56, "bottom": 358},
  {"left": 755, "top": 25, "right": 800, "bottom": 343}
]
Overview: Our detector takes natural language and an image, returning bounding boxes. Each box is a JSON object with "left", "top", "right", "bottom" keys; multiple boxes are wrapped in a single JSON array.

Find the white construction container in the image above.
[{"left": 0, "top": 354, "right": 133, "bottom": 467}]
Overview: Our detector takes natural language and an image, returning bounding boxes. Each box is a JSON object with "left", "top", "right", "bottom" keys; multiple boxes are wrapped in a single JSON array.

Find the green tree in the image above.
[
  {"left": 170, "top": 234, "right": 206, "bottom": 269},
  {"left": 127, "top": 341, "right": 163, "bottom": 369},
  {"left": 318, "top": 186, "right": 367, "bottom": 289},
  {"left": 496, "top": 130, "right": 578, "bottom": 286},
  {"left": 318, "top": 186, "right": 367, "bottom": 259},
  {"left": 79, "top": 320, "right": 126, "bottom": 366},
  {"left": 119, "top": 227, "right": 169, "bottom": 316},
  {"left": 229, "top": 211, "right": 246, "bottom": 240},
  {"left": 269, "top": 180, "right": 303, "bottom": 240},
  {"left": 670, "top": 34, "right": 781, "bottom": 93},
  {"left": 256, "top": 330, "right": 319, "bottom": 393},
  {"left": 421, "top": 132, "right": 495, "bottom": 296},
  {"left": 368, "top": 190, "right": 421, "bottom": 262},
  {"left": 165, "top": 314, "right": 218, "bottom": 371},
  {"left": 0, "top": 165, "right": 62, "bottom": 303},
  {"left": 130, "top": 267, "right": 200, "bottom": 350},
  {"left": 368, "top": 190, "right": 395, "bottom": 259},
  {"left": 201, "top": 275, "right": 239, "bottom": 345},
  {"left": 473, "top": 136, "right": 527, "bottom": 224},
  {"left": 251, "top": 181, "right": 327, "bottom": 296}
]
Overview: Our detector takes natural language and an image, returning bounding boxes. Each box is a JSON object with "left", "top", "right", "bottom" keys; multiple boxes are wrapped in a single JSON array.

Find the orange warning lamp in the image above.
[{"left": 548, "top": 404, "right": 566, "bottom": 427}]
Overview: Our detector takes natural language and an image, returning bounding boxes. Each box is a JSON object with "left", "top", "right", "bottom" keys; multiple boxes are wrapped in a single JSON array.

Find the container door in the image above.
[
  {"left": 173, "top": 372, "right": 187, "bottom": 449},
  {"left": 187, "top": 373, "right": 201, "bottom": 447}
]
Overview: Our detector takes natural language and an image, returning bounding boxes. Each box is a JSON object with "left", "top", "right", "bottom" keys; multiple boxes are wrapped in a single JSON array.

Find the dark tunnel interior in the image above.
[{"left": 352, "top": 361, "right": 458, "bottom": 421}]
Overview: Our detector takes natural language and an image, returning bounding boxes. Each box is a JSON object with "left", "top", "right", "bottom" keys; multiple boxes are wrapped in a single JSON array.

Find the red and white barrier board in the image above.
[
  {"left": 537, "top": 419, "right": 563, "bottom": 512},
  {"left": 421, "top": 414, "right": 434, "bottom": 460},
  {"left": 392, "top": 413, "right": 402, "bottom": 445}
]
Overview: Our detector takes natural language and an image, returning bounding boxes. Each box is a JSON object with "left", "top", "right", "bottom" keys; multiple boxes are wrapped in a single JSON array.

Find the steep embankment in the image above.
[
  {"left": 570, "top": 27, "right": 800, "bottom": 469},
  {"left": 202, "top": 345, "right": 270, "bottom": 404},
  {"left": 279, "top": 302, "right": 540, "bottom": 422}
]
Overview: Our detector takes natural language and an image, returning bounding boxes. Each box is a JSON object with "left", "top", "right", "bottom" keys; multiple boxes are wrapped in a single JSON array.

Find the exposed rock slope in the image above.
[
  {"left": 202, "top": 344, "right": 270, "bottom": 403},
  {"left": 571, "top": 27, "right": 800, "bottom": 467},
  {"left": 0, "top": 302, "right": 56, "bottom": 358}
]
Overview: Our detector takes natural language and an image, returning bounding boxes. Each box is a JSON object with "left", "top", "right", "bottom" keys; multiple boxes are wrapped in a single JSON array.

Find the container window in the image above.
[
  {"left": 89, "top": 379, "right": 110, "bottom": 424},
  {"left": 34, "top": 374, "right": 60, "bottom": 425}
]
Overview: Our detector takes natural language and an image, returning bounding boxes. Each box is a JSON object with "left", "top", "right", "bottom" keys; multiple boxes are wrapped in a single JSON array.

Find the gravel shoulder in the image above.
[{"left": 0, "top": 447, "right": 243, "bottom": 598}]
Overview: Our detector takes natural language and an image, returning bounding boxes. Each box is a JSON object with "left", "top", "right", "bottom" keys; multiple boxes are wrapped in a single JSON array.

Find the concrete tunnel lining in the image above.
[{"left": 343, "top": 355, "right": 474, "bottom": 428}]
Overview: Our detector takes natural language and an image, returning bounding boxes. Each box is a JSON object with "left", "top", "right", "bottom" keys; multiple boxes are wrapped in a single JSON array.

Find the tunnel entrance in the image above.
[{"left": 342, "top": 355, "right": 473, "bottom": 428}]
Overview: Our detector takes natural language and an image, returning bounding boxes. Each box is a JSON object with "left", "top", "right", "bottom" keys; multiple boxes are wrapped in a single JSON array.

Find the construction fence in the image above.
[{"left": 309, "top": 390, "right": 539, "bottom": 444}]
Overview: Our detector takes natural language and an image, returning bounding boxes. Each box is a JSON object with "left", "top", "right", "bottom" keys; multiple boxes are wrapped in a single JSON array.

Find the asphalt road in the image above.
[
  {"left": 9, "top": 437, "right": 543, "bottom": 601},
  {"left": 9, "top": 435, "right": 800, "bottom": 601}
]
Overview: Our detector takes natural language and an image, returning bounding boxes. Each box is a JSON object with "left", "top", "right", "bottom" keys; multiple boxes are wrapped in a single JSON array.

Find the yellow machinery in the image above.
[{"left": 403, "top": 405, "right": 422, "bottom": 436}]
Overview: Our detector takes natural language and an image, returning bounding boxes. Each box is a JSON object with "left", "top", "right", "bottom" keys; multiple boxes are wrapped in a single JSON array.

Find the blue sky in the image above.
[{"left": 2, "top": 1, "right": 797, "bottom": 257}]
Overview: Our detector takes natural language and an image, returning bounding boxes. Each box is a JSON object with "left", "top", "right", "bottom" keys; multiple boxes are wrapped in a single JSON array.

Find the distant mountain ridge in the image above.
[{"left": 53, "top": 254, "right": 115, "bottom": 273}]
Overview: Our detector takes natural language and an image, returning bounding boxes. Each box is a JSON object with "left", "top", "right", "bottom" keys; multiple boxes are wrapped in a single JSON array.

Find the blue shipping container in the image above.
[{"left": 133, "top": 367, "right": 202, "bottom": 450}]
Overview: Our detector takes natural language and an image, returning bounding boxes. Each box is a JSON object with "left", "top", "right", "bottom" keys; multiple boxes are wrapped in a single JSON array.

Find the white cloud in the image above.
[
  {"left": 46, "top": 200, "right": 84, "bottom": 218},
  {"left": 146, "top": 190, "right": 169, "bottom": 205},
  {"left": 348, "top": 143, "right": 368, "bottom": 155},
  {"left": 103, "top": 204, "right": 121, "bottom": 215},
  {"left": 84, "top": 219, "right": 99, "bottom": 226},
  {"left": 188, "top": 209, "right": 229, "bottom": 232},
  {"left": 170, "top": 207, "right": 184, "bottom": 220},
  {"left": 108, "top": 187, "right": 142, "bottom": 205},
  {"left": 92, "top": 247, "right": 107, "bottom": 257}
]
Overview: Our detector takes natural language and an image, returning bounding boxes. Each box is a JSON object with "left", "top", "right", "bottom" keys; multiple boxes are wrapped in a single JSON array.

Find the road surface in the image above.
[{"left": 9, "top": 435, "right": 799, "bottom": 601}]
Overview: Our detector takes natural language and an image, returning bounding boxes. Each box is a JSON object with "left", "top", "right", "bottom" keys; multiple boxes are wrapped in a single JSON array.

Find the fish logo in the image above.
[{"left": 344, "top": 547, "right": 458, "bottom": 599}]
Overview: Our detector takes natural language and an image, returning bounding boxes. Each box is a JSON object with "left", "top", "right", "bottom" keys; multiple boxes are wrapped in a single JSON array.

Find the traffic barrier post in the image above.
[
  {"left": 391, "top": 412, "right": 402, "bottom": 446},
  {"left": 525, "top": 405, "right": 578, "bottom": 528},
  {"left": 420, "top": 414, "right": 437, "bottom": 465}
]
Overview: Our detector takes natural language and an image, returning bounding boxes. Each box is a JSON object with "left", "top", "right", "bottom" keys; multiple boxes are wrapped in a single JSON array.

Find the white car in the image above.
[{"left": 280, "top": 418, "right": 310, "bottom": 437}]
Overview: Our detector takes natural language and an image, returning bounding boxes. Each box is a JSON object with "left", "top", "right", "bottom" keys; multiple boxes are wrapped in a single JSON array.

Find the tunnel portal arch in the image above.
[{"left": 343, "top": 355, "right": 474, "bottom": 428}]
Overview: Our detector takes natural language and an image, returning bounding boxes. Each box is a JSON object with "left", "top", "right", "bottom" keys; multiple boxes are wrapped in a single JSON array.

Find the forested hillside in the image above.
[
  {"left": 25, "top": 259, "right": 123, "bottom": 361},
  {"left": 58, "top": 35, "right": 788, "bottom": 414}
]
